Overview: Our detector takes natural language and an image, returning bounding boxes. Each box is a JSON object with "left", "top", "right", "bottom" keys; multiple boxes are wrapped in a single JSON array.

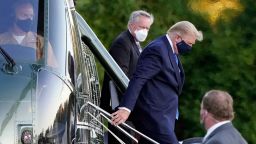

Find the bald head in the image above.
[{"left": 202, "top": 90, "right": 234, "bottom": 121}]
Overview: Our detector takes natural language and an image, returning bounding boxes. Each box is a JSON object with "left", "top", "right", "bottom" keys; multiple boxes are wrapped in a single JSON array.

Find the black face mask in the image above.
[
  {"left": 16, "top": 19, "right": 33, "bottom": 32},
  {"left": 176, "top": 40, "right": 192, "bottom": 54}
]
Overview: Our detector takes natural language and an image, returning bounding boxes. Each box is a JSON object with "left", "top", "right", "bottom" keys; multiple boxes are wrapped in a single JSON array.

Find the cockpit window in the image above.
[{"left": 0, "top": 0, "right": 57, "bottom": 67}]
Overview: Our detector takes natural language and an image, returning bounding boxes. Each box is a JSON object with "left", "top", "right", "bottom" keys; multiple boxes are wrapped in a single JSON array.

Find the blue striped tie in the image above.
[
  {"left": 174, "top": 54, "right": 179, "bottom": 65},
  {"left": 174, "top": 54, "right": 179, "bottom": 120},
  {"left": 174, "top": 54, "right": 180, "bottom": 72}
]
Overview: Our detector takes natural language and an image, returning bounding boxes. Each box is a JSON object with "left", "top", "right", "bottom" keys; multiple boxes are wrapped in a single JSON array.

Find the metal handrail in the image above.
[
  {"left": 100, "top": 113, "right": 138, "bottom": 143},
  {"left": 86, "top": 112, "right": 125, "bottom": 144},
  {"left": 86, "top": 101, "right": 160, "bottom": 144}
]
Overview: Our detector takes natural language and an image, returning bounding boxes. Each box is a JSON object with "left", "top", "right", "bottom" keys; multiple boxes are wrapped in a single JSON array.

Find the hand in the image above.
[{"left": 111, "top": 109, "right": 130, "bottom": 126}]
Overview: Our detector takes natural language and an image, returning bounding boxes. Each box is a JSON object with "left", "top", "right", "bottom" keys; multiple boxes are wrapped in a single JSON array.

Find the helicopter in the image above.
[
  {"left": 0, "top": 0, "right": 137, "bottom": 143},
  {"left": 0, "top": 0, "right": 202, "bottom": 143}
]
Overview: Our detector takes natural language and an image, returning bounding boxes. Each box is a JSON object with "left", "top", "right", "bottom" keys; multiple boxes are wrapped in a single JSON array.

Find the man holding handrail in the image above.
[{"left": 112, "top": 21, "right": 203, "bottom": 144}]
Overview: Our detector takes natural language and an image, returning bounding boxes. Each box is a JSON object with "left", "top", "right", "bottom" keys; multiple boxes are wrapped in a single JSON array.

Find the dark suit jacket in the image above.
[
  {"left": 100, "top": 30, "right": 140, "bottom": 112},
  {"left": 203, "top": 122, "right": 247, "bottom": 144},
  {"left": 119, "top": 35, "right": 185, "bottom": 144}
]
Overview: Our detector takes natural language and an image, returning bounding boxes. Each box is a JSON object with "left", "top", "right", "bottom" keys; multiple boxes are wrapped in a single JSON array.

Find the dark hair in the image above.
[{"left": 202, "top": 90, "right": 234, "bottom": 121}]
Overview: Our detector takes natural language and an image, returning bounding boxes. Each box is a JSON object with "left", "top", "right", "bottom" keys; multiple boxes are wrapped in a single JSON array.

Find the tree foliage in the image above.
[{"left": 76, "top": 0, "right": 256, "bottom": 143}]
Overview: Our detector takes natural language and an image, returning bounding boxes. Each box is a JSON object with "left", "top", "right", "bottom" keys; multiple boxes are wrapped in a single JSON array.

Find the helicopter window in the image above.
[
  {"left": 0, "top": 0, "right": 58, "bottom": 67},
  {"left": 47, "top": 0, "right": 68, "bottom": 74},
  {"left": 0, "top": 0, "right": 38, "bottom": 63}
]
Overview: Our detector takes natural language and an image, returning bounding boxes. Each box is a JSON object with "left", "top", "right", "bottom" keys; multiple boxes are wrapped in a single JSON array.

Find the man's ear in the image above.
[
  {"left": 128, "top": 23, "right": 136, "bottom": 35},
  {"left": 204, "top": 110, "right": 208, "bottom": 116},
  {"left": 174, "top": 34, "right": 182, "bottom": 43}
]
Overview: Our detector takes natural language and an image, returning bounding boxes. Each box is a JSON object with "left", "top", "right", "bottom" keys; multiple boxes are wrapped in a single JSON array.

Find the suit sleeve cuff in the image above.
[{"left": 118, "top": 107, "right": 131, "bottom": 113}]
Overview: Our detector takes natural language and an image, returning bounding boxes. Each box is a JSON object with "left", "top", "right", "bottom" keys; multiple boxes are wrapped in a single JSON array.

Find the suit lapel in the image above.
[
  {"left": 134, "top": 43, "right": 140, "bottom": 56},
  {"left": 162, "top": 36, "right": 183, "bottom": 94}
]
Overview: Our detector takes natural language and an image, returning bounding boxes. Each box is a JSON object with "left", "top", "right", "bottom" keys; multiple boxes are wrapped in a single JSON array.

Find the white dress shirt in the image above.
[{"left": 166, "top": 34, "right": 175, "bottom": 54}]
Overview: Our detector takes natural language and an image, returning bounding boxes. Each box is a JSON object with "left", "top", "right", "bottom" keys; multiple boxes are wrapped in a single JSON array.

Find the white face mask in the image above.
[{"left": 134, "top": 29, "right": 148, "bottom": 42}]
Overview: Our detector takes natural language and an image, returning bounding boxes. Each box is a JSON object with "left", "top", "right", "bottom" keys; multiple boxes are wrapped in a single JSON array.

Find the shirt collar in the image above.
[
  {"left": 166, "top": 34, "right": 175, "bottom": 54},
  {"left": 128, "top": 28, "right": 132, "bottom": 34},
  {"left": 203, "top": 120, "right": 231, "bottom": 142}
]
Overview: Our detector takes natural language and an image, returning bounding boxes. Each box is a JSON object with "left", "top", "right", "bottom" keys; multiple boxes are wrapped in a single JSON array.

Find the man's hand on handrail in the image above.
[{"left": 111, "top": 108, "right": 130, "bottom": 126}]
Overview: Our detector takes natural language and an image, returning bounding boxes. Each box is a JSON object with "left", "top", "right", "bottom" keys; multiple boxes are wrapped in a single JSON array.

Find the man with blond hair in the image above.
[
  {"left": 200, "top": 90, "right": 247, "bottom": 144},
  {"left": 111, "top": 21, "right": 203, "bottom": 144}
]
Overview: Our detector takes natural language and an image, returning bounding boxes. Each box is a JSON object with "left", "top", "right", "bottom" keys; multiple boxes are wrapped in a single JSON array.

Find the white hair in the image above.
[{"left": 128, "top": 10, "right": 154, "bottom": 25}]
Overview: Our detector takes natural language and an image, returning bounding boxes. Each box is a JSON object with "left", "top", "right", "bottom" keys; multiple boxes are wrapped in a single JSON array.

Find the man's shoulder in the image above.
[
  {"left": 111, "top": 31, "right": 134, "bottom": 48},
  {"left": 0, "top": 31, "right": 13, "bottom": 43},
  {"left": 0, "top": 31, "right": 11, "bottom": 38},
  {"left": 113, "top": 31, "right": 135, "bottom": 43},
  {"left": 206, "top": 124, "right": 247, "bottom": 144},
  {"left": 147, "top": 35, "right": 166, "bottom": 45},
  {"left": 27, "top": 31, "right": 43, "bottom": 39},
  {"left": 144, "top": 35, "right": 167, "bottom": 51},
  {"left": 25, "top": 31, "right": 44, "bottom": 43}
]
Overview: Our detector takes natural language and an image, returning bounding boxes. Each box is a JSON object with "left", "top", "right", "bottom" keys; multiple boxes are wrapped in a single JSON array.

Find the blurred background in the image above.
[{"left": 76, "top": 0, "right": 256, "bottom": 143}]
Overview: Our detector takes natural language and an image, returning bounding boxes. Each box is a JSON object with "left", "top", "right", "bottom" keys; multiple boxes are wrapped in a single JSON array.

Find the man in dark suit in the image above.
[
  {"left": 200, "top": 90, "right": 247, "bottom": 144},
  {"left": 100, "top": 10, "right": 154, "bottom": 143},
  {"left": 111, "top": 21, "right": 203, "bottom": 144},
  {"left": 100, "top": 9, "right": 154, "bottom": 112}
]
